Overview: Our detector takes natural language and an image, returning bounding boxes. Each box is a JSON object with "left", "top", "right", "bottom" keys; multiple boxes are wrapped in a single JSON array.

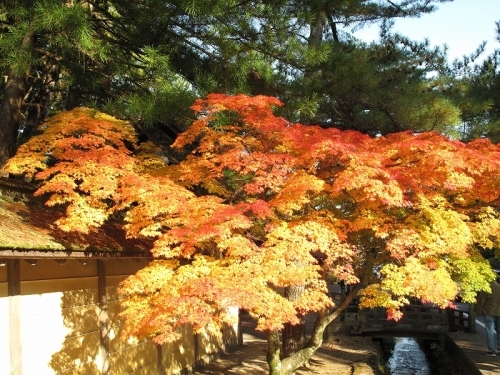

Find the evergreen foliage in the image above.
[
  {"left": 450, "top": 21, "right": 500, "bottom": 142},
  {"left": 2, "top": 0, "right": 499, "bottom": 168}
]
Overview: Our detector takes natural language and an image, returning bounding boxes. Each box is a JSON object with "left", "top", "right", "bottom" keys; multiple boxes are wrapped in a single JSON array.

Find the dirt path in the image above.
[{"left": 195, "top": 316, "right": 380, "bottom": 375}]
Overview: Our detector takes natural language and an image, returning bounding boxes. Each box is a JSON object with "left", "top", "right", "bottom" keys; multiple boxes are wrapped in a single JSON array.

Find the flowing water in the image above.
[{"left": 387, "top": 337, "right": 432, "bottom": 375}]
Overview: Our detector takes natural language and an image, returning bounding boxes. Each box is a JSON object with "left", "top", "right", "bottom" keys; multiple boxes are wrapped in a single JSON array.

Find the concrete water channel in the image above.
[
  {"left": 386, "top": 337, "right": 432, "bottom": 375},
  {"left": 323, "top": 286, "right": 500, "bottom": 374},
  {"left": 331, "top": 301, "right": 500, "bottom": 375}
]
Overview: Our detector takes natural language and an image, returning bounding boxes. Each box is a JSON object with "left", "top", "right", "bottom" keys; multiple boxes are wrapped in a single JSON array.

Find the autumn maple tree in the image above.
[{"left": 4, "top": 95, "right": 500, "bottom": 374}]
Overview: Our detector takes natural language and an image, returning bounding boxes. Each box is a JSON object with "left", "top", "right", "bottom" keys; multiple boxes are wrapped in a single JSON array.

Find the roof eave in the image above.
[{"left": 0, "top": 249, "right": 153, "bottom": 259}]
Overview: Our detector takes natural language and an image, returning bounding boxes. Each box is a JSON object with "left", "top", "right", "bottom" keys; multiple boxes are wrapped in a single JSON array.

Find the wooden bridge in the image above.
[{"left": 326, "top": 293, "right": 476, "bottom": 339}]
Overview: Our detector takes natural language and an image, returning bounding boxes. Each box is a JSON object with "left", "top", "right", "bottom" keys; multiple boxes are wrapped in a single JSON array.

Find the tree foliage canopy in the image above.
[
  {"left": 4, "top": 94, "right": 499, "bottom": 374},
  {"left": 2, "top": 0, "right": 499, "bottom": 168},
  {"left": 1, "top": 1, "right": 500, "bottom": 374}
]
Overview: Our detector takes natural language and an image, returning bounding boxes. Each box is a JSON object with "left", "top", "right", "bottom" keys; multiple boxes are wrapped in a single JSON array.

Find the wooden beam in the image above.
[
  {"left": 7, "top": 258, "right": 20, "bottom": 296},
  {"left": 194, "top": 333, "right": 200, "bottom": 364},
  {"left": 157, "top": 345, "right": 165, "bottom": 375},
  {"left": 98, "top": 260, "right": 110, "bottom": 374},
  {"left": 0, "top": 249, "right": 153, "bottom": 259},
  {"left": 8, "top": 259, "right": 22, "bottom": 375}
]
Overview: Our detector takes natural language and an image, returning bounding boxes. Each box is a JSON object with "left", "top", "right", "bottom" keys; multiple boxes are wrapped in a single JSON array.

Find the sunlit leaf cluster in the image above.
[{"left": 5, "top": 94, "right": 500, "bottom": 342}]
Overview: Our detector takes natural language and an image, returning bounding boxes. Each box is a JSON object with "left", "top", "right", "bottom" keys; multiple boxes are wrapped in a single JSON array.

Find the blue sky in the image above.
[{"left": 350, "top": 0, "right": 499, "bottom": 61}]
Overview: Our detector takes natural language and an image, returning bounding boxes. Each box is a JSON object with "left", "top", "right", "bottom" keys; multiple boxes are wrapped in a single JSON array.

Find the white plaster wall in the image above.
[
  {"left": 20, "top": 281, "right": 100, "bottom": 374},
  {"left": 0, "top": 295, "right": 10, "bottom": 375}
]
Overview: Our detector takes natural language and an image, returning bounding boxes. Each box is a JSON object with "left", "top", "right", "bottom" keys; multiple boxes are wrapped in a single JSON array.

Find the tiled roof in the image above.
[{"left": 0, "top": 178, "right": 154, "bottom": 257}]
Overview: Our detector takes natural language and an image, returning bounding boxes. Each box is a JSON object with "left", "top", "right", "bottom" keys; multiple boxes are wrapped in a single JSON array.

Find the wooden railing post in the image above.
[{"left": 468, "top": 304, "right": 476, "bottom": 333}]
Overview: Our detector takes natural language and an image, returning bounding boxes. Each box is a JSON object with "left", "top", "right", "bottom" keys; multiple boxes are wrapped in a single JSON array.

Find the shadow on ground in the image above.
[{"left": 195, "top": 314, "right": 379, "bottom": 375}]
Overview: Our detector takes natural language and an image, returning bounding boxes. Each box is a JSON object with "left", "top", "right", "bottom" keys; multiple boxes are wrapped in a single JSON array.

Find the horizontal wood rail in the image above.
[{"left": 329, "top": 293, "right": 476, "bottom": 335}]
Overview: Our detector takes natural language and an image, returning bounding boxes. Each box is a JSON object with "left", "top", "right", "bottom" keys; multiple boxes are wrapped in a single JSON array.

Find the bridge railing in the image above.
[
  {"left": 354, "top": 304, "right": 448, "bottom": 333},
  {"left": 447, "top": 305, "right": 476, "bottom": 333},
  {"left": 328, "top": 293, "right": 476, "bottom": 335}
]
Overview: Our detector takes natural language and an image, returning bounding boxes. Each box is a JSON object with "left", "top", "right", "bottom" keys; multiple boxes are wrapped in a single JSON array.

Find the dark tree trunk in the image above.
[
  {"left": 282, "top": 286, "right": 306, "bottom": 358},
  {"left": 24, "top": 103, "right": 47, "bottom": 141},
  {"left": 327, "top": 14, "right": 340, "bottom": 43},
  {"left": 0, "top": 70, "right": 29, "bottom": 167},
  {"left": 0, "top": 32, "right": 33, "bottom": 168},
  {"left": 65, "top": 84, "right": 81, "bottom": 110},
  {"left": 266, "top": 286, "right": 361, "bottom": 375},
  {"left": 308, "top": 11, "right": 326, "bottom": 47},
  {"left": 23, "top": 62, "right": 60, "bottom": 140}
]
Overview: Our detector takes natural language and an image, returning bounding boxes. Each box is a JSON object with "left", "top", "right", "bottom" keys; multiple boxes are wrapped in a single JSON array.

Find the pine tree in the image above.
[
  {"left": 0, "top": 0, "right": 463, "bottom": 167},
  {"left": 451, "top": 21, "right": 500, "bottom": 142},
  {"left": 0, "top": 1, "right": 106, "bottom": 165}
]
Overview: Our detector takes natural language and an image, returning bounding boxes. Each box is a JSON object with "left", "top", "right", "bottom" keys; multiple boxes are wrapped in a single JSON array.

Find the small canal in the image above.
[
  {"left": 378, "top": 336, "right": 456, "bottom": 375},
  {"left": 387, "top": 337, "right": 431, "bottom": 374}
]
